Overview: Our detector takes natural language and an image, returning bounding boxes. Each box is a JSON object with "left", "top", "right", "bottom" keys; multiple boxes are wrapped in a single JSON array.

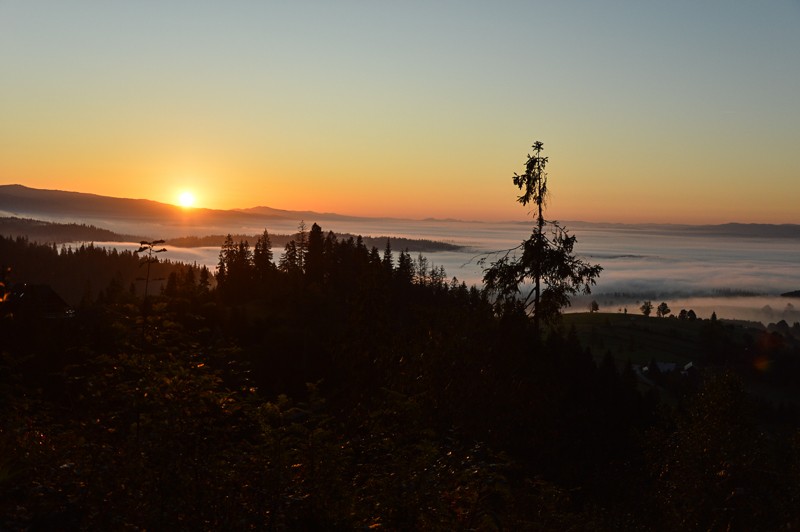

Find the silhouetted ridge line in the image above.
[{"left": 0, "top": 216, "right": 146, "bottom": 243}]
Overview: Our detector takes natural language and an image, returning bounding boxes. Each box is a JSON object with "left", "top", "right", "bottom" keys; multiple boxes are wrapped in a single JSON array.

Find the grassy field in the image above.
[
  {"left": 563, "top": 312, "right": 800, "bottom": 405},
  {"left": 562, "top": 312, "right": 762, "bottom": 366},
  {"left": 562, "top": 312, "right": 707, "bottom": 365}
]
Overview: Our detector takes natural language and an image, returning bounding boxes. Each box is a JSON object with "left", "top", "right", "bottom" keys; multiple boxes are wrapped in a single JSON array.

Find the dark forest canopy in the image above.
[
  {"left": 0, "top": 234, "right": 205, "bottom": 306},
  {"left": 2, "top": 222, "right": 800, "bottom": 530}
]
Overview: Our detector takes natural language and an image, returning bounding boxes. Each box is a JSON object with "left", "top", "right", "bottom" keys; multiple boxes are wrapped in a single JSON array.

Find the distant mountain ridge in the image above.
[
  {"left": 564, "top": 220, "right": 800, "bottom": 239},
  {"left": 2, "top": 184, "right": 799, "bottom": 240},
  {"left": 0, "top": 184, "right": 405, "bottom": 228},
  {"left": 238, "top": 205, "right": 383, "bottom": 222},
  {"left": 0, "top": 184, "right": 308, "bottom": 238},
  {"left": 0, "top": 183, "right": 280, "bottom": 222}
]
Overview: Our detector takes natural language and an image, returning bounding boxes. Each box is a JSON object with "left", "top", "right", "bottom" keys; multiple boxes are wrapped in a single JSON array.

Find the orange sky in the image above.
[{"left": 1, "top": 3, "right": 799, "bottom": 224}]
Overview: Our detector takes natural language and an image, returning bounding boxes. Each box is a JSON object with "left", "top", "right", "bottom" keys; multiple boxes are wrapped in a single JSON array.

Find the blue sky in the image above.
[{"left": 2, "top": 1, "right": 799, "bottom": 222}]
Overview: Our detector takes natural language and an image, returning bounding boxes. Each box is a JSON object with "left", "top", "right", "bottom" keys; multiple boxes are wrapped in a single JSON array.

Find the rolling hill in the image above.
[{"left": 0, "top": 184, "right": 378, "bottom": 239}]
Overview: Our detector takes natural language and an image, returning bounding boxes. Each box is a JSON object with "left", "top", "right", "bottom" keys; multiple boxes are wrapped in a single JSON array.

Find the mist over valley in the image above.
[{"left": 3, "top": 185, "right": 799, "bottom": 324}]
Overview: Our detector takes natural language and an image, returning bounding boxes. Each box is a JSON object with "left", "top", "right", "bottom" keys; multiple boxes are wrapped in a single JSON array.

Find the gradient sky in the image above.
[{"left": 2, "top": 1, "right": 799, "bottom": 223}]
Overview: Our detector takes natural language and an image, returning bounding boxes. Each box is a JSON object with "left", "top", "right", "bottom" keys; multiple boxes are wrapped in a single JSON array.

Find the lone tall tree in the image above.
[{"left": 482, "top": 141, "right": 602, "bottom": 332}]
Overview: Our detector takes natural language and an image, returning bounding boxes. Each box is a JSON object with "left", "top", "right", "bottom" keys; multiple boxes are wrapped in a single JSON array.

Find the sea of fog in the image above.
[{"left": 84, "top": 218, "right": 800, "bottom": 325}]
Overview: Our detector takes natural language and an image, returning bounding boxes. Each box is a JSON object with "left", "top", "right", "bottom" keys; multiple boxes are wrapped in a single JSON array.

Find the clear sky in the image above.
[{"left": 1, "top": 1, "right": 798, "bottom": 223}]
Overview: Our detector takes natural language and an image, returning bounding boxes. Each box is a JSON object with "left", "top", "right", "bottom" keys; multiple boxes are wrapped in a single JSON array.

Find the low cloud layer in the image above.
[{"left": 81, "top": 220, "right": 800, "bottom": 324}]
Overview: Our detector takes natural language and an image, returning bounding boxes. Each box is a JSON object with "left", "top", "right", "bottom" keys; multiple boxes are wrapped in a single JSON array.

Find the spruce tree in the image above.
[{"left": 482, "top": 141, "right": 602, "bottom": 332}]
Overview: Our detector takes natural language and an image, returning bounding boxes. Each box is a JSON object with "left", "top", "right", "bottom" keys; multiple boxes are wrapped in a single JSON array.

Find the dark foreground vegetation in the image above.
[{"left": 2, "top": 227, "right": 800, "bottom": 531}]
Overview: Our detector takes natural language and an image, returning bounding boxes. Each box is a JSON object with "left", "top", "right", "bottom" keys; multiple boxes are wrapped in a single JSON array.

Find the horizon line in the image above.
[{"left": 2, "top": 182, "right": 798, "bottom": 227}]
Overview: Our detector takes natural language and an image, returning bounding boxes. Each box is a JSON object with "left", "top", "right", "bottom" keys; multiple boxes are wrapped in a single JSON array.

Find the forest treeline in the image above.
[
  {"left": 2, "top": 223, "right": 800, "bottom": 530},
  {"left": 0, "top": 217, "right": 142, "bottom": 245},
  {"left": 166, "top": 230, "right": 461, "bottom": 252},
  {"left": 0, "top": 234, "right": 204, "bottom": 306},
  {"left": 0, "top": 216, "right": 462, "bottom": 253}
]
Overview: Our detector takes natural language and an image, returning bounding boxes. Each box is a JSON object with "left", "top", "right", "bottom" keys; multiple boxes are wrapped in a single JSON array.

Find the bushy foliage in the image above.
[{"left": 2, "top": 229, "right": 799, "bottom": 529}]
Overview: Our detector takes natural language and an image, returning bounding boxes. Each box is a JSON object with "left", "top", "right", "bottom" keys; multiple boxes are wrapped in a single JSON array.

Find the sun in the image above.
[{"left": 178, "top": 191, "right": 196, "bottom": 208}]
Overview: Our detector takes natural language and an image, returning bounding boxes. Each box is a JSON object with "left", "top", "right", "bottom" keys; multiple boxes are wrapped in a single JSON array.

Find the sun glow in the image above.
[{"left": 178, "top": 191, "right": 196, "bottom": 208}]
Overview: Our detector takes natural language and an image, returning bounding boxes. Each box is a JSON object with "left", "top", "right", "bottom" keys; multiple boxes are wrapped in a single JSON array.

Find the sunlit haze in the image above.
[
  {"left": 1, "top": 3, "right": 798, "bottom": 223},
  {"left": 177, "top": 191, "right": 196, "bottom": 209}
]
